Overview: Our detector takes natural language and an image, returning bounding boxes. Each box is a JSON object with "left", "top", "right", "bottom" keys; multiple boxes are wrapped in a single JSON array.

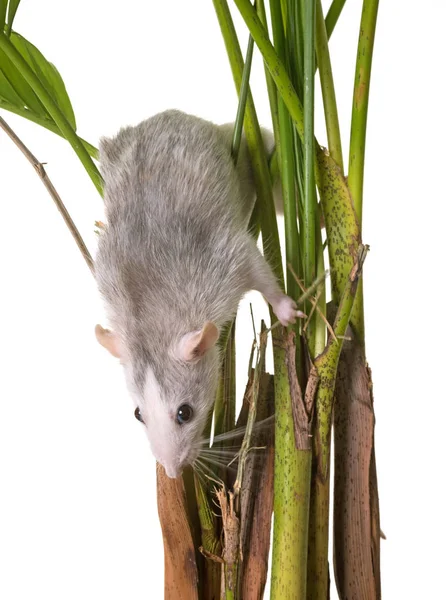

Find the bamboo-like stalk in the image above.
[
  {"left": 306, "top": 222, "right": 328, "bottom": 600},
  {"left": 0, "top": 33, "right": 103, "bottom": 194},
  {"left": 325, "top": 0, "right": 347, "bottom": 40},
  {"left": 315, "top": 0, "right": 343, "bottom": 172},
  {"left": 212, "top": 4, "right": 310, "bottom": 598},
  {"left": 347, "top": 0, "right": 379, "bottom": 349},
  {"left": 256, "top": 0, "right": 282, "bottom": 163},
  {"left": 269, "top": 0, "right": 299, "bottom": 307},
  {"left": 233, "top": 0, "right": 304, "bottom": 143},
  {"left": 302, "top": 0, "right": 317, "bottom": 357},
  {"left": 331, "top": 2, "right": 381, "bottom": 596},
  {"left": 266, "top": 5, "right": 312, "bottom": 598},
  {"left": 314, "top": 245, "right": 368, "bottom": 461},
  {"left": 231, "top": 35, "right": 254, "bottom": 164},
  {"left": 212, "top": 0, "right": 282, "bottom": 278},
  {"left": 348, "top": 0, "right": 380, "bottom": 227},
  {"left": 306, "top": 5, "right": 342, "bottom": 593}
]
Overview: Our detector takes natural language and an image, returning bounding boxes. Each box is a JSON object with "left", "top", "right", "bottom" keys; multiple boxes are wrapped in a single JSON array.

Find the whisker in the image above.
[
  {"left": 198, "top": 415, "right": 275, "bottom": 446},
  {"left": 198, "top": 455, "right": 239, "bottom": 472},
  {"left": 194, "top": 459, "right": 224, "bottom": 486},
  {"left": 198, "top": 454, "right": 233, "bottom": 466},
  {"left": 199, "top": 449, "right": 241, "bottom": 458}
]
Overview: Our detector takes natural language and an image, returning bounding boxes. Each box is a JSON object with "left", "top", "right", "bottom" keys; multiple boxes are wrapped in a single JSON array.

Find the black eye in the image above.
[
  {"left": 176, "top": 404, "right": 193, "bottom": 424},
  {"left": 134, "top": 407, "right": 145, "bottom": 424}
]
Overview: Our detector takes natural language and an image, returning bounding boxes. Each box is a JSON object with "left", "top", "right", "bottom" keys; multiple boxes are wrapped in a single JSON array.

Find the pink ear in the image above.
[
  {"left": 177, "top": 322, "right": 219, "bottom": 362},
  {"left": 95, "top": 324, "right": 121, "bottom": 358}
]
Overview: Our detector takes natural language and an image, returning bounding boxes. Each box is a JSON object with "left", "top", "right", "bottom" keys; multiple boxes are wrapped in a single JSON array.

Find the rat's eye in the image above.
[
  {"left": 176, "top": 404, "right": 193, "bottom": 424},
  {"left": 134, "top": 407, "right": 145, "bottom": 424}
]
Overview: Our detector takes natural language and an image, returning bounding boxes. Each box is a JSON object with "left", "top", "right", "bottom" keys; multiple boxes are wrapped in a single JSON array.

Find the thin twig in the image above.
[
  {"left": 287, "top": 263, "right": 336, "bottom": 340},
  {"left": 303, "top": 288, "right": 321, "bottom": 334},
  {"left": 0, "top": 116, "right": 94, "bottom": 274},
  {"left": 232, "top": 328, "right": 268, "bottom": 499}
]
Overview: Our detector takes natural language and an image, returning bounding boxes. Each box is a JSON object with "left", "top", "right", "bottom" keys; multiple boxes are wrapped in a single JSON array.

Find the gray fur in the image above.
[{"left": 95, "top": 110, "right": 296, "bottom": 478}]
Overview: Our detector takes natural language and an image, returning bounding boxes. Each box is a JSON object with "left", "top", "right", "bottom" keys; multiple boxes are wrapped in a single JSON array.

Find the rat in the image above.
[{"left": 94, "top": 110, "right": 303, "bottom": 478}]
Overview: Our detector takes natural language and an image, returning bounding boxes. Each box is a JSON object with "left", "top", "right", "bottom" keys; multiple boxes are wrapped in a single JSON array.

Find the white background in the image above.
[{"left": 1, "top": 0, "right": 445, "bottom": 598}]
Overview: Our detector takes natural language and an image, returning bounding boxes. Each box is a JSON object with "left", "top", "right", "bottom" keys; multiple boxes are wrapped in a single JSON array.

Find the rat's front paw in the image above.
[{"left": 271, "top": 294, "right": 306, "bottom": 326}]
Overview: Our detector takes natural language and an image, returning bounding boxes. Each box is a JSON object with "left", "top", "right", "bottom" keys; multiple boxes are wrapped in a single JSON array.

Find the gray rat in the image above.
[{"left": 94, "top": 110, "right": 302, "bottom": 478}]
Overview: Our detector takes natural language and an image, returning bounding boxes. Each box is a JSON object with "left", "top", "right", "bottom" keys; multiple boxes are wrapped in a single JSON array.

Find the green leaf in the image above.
[
  {"left": 0, "top": 42, "right": 46, "bottom": 114},
  {"left": 6, "top": 0, "right": 21, "bottom": 35},
  {"left": 10, "top": 32, "right": 76, "bottom": 129},
  {"left": 0, "top": 1, "right": 7, "bottom": 30},
  {"left": 0, "top": 65, "right": 25, "bottom": 105}
]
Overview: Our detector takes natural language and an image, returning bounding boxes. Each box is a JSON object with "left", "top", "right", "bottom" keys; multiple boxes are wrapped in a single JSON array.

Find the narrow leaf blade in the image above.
[
  {"left": 6, "top": 0, "right": 21, "bottom": 35},
  {"left": 0, "top": 46, "right": 46, "bottom": 114},
  {"left": 10, "top": 32, "right": 77, "bottom": 129}
]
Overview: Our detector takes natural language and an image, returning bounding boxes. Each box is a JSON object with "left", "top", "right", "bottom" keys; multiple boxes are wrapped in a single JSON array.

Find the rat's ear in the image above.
[
  {"left": 95, "top": 324, "right": 121, "bottom": 358},
  {"left": 176, "top": 322, "right": 219, "bottom": 362}
]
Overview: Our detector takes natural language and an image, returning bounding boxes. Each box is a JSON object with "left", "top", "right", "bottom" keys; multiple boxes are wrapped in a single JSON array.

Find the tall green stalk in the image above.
[
  {"left": 231, "top": 35, "right": 254, "bottom": 163},
  {"left": 0, "top": 32, "right": 102, "bottom": 194},
  {"left": 347, "top": 0, "right": 379, "bottom": 350},
  {"left": 213, "top": 3, "right": 312, "bottom": 598},
  {"left": 302, "top": 0, "right": 317, "bottom": 356},
  {"left": 269, "top": 1, "right": 299, "bottom": 307},
  {"left": 348, "top": 0, "right": 380, "bottom": 227},
  {"left": 315, "top": 0, "right": 343, "bottom": 172},
  {"left": 325, "top": 0, "right": 347, "bottom": 39},
  {"left": 267, "top": 5, "right": 311, "bottom": 597},
  {"left": 256, "top": 0, "right": 282, "bottom": 171},
  {"left": 233, "top": 0, "right": 304, "bottom": 142}
]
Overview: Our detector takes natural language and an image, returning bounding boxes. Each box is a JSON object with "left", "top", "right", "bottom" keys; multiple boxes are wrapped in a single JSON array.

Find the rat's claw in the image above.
[{"left": 271, "top": 295, "right": 306, "bottom": 327}]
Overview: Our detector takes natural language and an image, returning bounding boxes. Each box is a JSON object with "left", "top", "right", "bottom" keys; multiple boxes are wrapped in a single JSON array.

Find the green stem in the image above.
[
  {"left": 256, "top": 0, "right": 282, "bottom": 167},
  {"left": 233, "top": 0, "right": 304, "bottom": 142},
  {"left": 231, "top": 34, "right": 254, "bottom": 163},
  {"left": 194, "top": 474, "right": 221, "bottom": 598},
  {"left": 315, "top": 245, "right": 368, "bottom": 479},
  {"left": 303, "top": 0, "right": 317, "bottom": 356},
  {"left": 214, "top": 321, "right": 236, "bottom": 439},
  {"left": 213, "top": 0, "right": 283, "bottom": 284},
  {"left": 307, "top": 245, "right": 368, "bottom": 599},
  {"left": 213, "top": 4, "right": 304, "bottom": 599},
  {"left": 348, "top": 0, "right": 380, "bottom": 226},
  {"left": 271, "top": 349, "right": 310, "bottom": 600},
  {"left": 347, "top": 0, "right": 379, "bottom": 348},
  {"left": 315, "top": 0, "right": 343, "bottom": 172},
  {"left": 325, "top": 0, "right": 347, "bottom": 39},
  {"left": 0, "top": 33, "right": 102, "bottom": 194},
  {"left": 287, "top": 0, "right": 304, "bottom": 99},
  {"left": 314, "top": 222, "right": 326, "bottom": 357},
  {"left": 269, "top": 0, "right": 299, "bottom": 304},
  {"left": 307, "top": 462, "right": 330, "bottom": 599},
  {"left": 0, "top": 102, "right": 99, "bottom": 159}
]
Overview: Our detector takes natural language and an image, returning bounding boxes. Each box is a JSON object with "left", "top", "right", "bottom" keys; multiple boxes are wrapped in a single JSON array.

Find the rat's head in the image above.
[{"left": 95, "top": 321, "right": 220, "bottom": 478}]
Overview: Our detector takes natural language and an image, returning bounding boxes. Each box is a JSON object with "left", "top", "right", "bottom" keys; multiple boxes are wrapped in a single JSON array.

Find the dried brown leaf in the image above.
[
  {"left": 156, "top": 463, "right": 199, "bottom": 600},
  {"left": 333, "top": 334, "right": 381, "bottom": 599},
  {"left": 238, "top": 373, "right": 275, "bottom": 599}
]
